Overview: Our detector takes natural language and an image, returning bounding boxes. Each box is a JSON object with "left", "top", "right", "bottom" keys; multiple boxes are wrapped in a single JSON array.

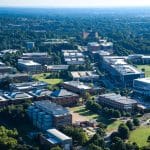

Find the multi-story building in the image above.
[
  {"left": 87, "top": 42, "right": 100, "bottom": 52},
  {"left": 62, "top": 50, "right": 85, "bottom": 65},
  {"left": 62, "top": 81, "right": 104, "bottom": 95},
  {"left": 0, "top": 66, "right": 14, "bottom": 74},
  {"left": 3, "top": 92, "right": 33, "bottom": 104},
  {"left": 98, "top": 93, "right": 137, "bottom": 111},
  {"left": 133, "top": 78, "right": 150, "bottom": 96},
  {"left": 39, "top": 128, "right": 72, "bottom": 150},
  {"left": 21, "top": 52, "right": 52, "bottom": 65},
  {"left": 49, "top": 89, "right": 79, "bottom": 107},
  {"left": 18, "top": 59, "right": 42, "bottom": 74},
  {"left": 101, "top": 56, "right": 144, "bottom": 87},
  {"left": 45, "top": 65, "right": 69, "bottom": 72},
  {"left": 71, "top": 71, "right": 99, "bottom": 82},
  {"left": 27, "top": 100, "right": 72, "bottom": 130},
  {"left": 9, "top": 81, "right": 48, "bottom": 92}
]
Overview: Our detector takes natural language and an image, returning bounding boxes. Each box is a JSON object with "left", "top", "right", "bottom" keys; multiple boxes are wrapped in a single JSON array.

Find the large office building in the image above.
[
  {"left": 71, "top": 71, "right": 99, "bottom": 81},
  {"left": 40, "top": 128, "right": 72, "bottom": 150},
  {"left": 27, "top": 100, "right": 72, "bottom": 130},
  {"left": 18, "top": 59, "right": 42, "bottom": 74},
  {"left": 21, "top": 52, "right": 52, "bottom": 65},
  {"left": 101, "top": 56, "right": 144, "bottom": 87},
  {"left": 98, "top": 93, "right": 137, "bottom": 111},
  {"left": 133, "top": 78, "right": 150, "bottom": 96},
  {"left": 49, "top": 89, "right": 79, "bottom": 107},
  {"left": 9, "top": 81, "right": 48, "bottom": 92},
  {"left": 62, "top": 50, "right": 85, "bottom": 65}
]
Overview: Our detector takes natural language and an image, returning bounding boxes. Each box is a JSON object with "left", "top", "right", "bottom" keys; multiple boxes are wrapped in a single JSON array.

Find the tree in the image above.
[
  {"left": 51, "top": 146, "right": 62, "bottom": 150},
  {"left": 88, "top": 143, "right": 102, "bottom": 150},
  {"left": 133, "top": 118, "right": 140, "bottom": 126},
  {"left": 126, "top": 120, "right": 134, "bottom": 131},
  {"left": 118, "top": 124, "right": 130, "bottom": 140},
  {"left": 147, "top": 136, "right": 150, "bottom": 143}
]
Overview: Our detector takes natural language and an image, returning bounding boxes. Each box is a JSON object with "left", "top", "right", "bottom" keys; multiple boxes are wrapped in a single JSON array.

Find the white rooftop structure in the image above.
[{"left": 18, "top": 59, "right": 41, "bottom": 66}]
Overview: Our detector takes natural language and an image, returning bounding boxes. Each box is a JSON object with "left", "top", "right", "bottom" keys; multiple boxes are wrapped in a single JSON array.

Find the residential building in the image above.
[
  {"left": 71, "top": 71, "right": 99, "bottom": 81},
  {"left": 49, "top": 89, "right": 79, "bottom": 107},
  {"left": 21, "top": 52, "right": 52, "bottom": 65},
  {"left": 133, "top": 78, "right": 150, "bottom": 96},
  {"left": 39, "top": 128, "right": 72, "bottom": 150},
  {"left": 9, "top": 81, "right": 48, "bottom": 92},
  {"left": 62, "top": 81, "right": 104, "bottom": 95},
  {"left": 18, "top": 59, "right": 42, "bottom": 74},
  {"left": 27, "top": 100, "right": 72, "bottom": 129},
  {"left": 3, "top": 92, "right": 33, "bottom": 104},
  {"left": 28, "top": 89, "right": 52, "bottom": 100},
  {"left": 98, "top": 93, "right": 137, "bottom": 111}
]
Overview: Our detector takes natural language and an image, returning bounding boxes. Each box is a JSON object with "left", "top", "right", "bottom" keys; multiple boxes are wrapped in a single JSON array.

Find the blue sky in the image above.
[{"left": 0, "top": 0, "right": 150, "bottom": 7}]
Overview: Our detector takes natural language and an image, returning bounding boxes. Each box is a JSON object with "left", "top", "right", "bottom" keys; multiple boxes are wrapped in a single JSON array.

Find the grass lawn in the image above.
[
  {"left": 33, "top": 73, "right": 63, "bottom": 85},
  {"left": 136, "top": 65, "right": 150, "bottom": 77},
  {"left": 129, "top": 127, "right": 150, "bottom": 147},
  {"left": 106, "top": 120, "right": 123, "bottom": 132}
]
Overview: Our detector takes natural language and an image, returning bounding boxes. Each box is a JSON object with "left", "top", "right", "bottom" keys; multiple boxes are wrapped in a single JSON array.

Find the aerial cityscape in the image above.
[{"left": 0, "top": 1, "right": 150, "bottom": 150}]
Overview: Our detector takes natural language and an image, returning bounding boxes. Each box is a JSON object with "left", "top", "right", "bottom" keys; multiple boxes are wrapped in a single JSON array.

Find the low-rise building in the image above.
[
  {"left": 62, "top": 81, "right": 104, "bottom": 95},
  {"left": 0, "top": 66, "right": 14, "bottom": 74},
  {"left": 45, "top": 65, "right": 69, "bottom": 72},
  {"left": 21, "top": 52, "right": 52, "bottom": 65},
  {"left": 133, "top": 78, "right": 150, "bottom": 96},
  {"left": 9, "top": 81, "right": 48, "bottom": 92},
  {"left": 3, "top": 92, "right": 33, "bottom": 104},
  {"left": 71, "top": 71, "right": 99, "bottom": 81},
  {"left": 39, "top": 128, "right": 72, "bottom": 150},
  {"left": 87, "top": 42, "right": 100, "bottom": 52},
  {"left": 27, "top": 100, "right": 72, "bottom": 129},
  {"left": 98, "top": 93, "right": 137, "bottom": 111},
  {"left": 18, "top": 59, "right": 42, "bottom": 74},
  {"left": 28, "top": 89, "right": 52, "bottom": 100},
  {"left": 49, "top": 89, "right": 79, "bottom": 107},
  {"left": 0, "top": 96, "right": 8, "bottom": 107}
]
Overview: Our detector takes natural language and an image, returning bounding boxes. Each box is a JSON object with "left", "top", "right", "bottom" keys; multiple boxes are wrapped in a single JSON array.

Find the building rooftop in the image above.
[
  {"left": 4, "top": 92, "right": 32, "bottom": 101},
  {"left": 46, "top": 65, "right": 69, "bottom": 70},
  {"left": 63, "top": 81, "right": 91, "bottom": 90},
  {"left": 29, "top": 89, "right": 52, "bottom": 97},
  {"left": 99, "top": 93, "right": 137, "bottom": 105},
  {"left": 47, "top": 128, "right": 71, "bottom": 142},
  {"left": 18, "top": 59, "right": 41, "bottom": 66},
  {"left": 34, "top": 100, "right": 70, "bottom": 117},
  {"left": 71, "top": 71, "right": 99, "bottom": 78},
  {"left": 134, "top": 78, "right": 150, "bottom": 84},
  {"left": 88, "top": 42, "right": 100, "bottom": 47},
  {"left": 0, "top": 96, "right": 8, "bottom": 102},
  {"left": 23, "top": 52, "right": 48, "bottom": 57},
  {"left": 50, "top": 89, "right": 78, "bottom": 98}
]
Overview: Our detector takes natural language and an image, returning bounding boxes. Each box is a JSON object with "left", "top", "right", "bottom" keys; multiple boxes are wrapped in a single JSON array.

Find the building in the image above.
[
  {"left": 27, "top": 100, "right": 72, "bottom": 129},
  {"left": 87, "top": 42, "right": 100, "bottom": 52},
  {"left": 3, "top": 92, "right": 33, "bottom": 104},
  {"left": 26, "top": 42, "right": 35, "bottom": 49},
  {"left": 71, "top": 71, "right": 99, "bottom": 81},
  {"left": 0, "top": 96, "right": 8, "bottom": 107},
  {"left": 128, "top": 54, "right": 150, "bottom": 64},
  {"left": 0, "top": 49, "right": 19, "bottom": 55},
  {"left": 21, "top": 52, "right": 52, "bottom": 65},
  {"left": 9, "top": 81, "right": 48, "bottom": 92},
  {"left": 101, "top": 56, "right": 144, "bottom": 87},
  {"left": 45, "top": 65, "right": 69, "bottom": 72},
  {"left": 0, "top": 66, "right": 14, "bottom": 74},
  {"left": 62, "top": 81, "right": 104, "bottom": 95},
  {"left": 28, "top": 89, "right": 52, "bottom": 100},
  {"left": 62, "top": 50, "right": 85, "bottom": 65},
  {"left": 133, "top": 78, "right": 150, "bottom": 96},
  {"left": 0, "top": 73, "right": 31, "bottom": 83},
  {"left": 39, "top": 128, "right": 72, "bottom": 150},
  {"left": 98, "top": 93, "right": 137, "bottom": 111},
  {"left": 49, "top": 89, "right": 79, "bottom": 107},
  {"left": 18, "top": 59, "right": 42, "bottom": 74},
  {"left": 100, "top": 42, "right": 113, "bottom": 52}
]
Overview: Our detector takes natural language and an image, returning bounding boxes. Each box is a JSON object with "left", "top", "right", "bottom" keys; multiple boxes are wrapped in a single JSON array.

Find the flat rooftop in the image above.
[
  {"left": 18, "top": 60, "right": 41, "bottom": 66},
  {"left": 23, "top": 52, "right": 48, "bottom": 56},
  {"left": 88, "top": 42, "right": 100, "bottom": 46},
  {"left": 71, "top": 71, "right": 99, "bottom": 78},
  {"left": 99, "top": 93, "right": 137, "bottom": 105},
  {"left": 34, "top": 100, "right": 70, "bottom": 117},
  {"left": 29, "top": 89, "right": 52, "bottom": 97},
  {"left": 134, "top": 78, "right": 150, "bottom": 84},
  {"left": 46, "top": 65, "right": 69, "bottom": 70},
  {"left": 63, "top": 81, "right": 91, "bottom": 90}
]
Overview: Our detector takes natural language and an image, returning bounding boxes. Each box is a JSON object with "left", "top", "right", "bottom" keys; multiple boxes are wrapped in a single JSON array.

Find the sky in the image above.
[{"left": 0, "top": 0, "right": 150, "bottom": 8}]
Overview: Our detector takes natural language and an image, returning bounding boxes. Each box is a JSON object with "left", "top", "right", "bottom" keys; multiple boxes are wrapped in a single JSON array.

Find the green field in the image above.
[
  {"left": 33, "top": 73, "right": 63, "bottom": 85},
  {"left": 106, "top": 120, "right": 123, "bottom": 132},
  {"left": 129, "top": 127, "right": 150, "bottom": 147},
  {"left": 136, "top": 65, "right": 150, "bottom": 77}
]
